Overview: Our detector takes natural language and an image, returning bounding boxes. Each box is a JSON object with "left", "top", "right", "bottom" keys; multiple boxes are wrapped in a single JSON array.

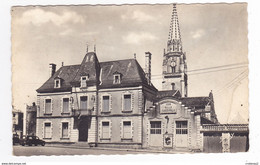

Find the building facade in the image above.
[
  {"left": 26, "top": 102, "right": 37, "bottom": 136},
  {"left": 142, "top": 4, "right": 218, "bottom": 151},
  {"left": 36, "top": 51, "right": 157, "bottom": 148},
  {"left": 35, "top": 4, "right": 248, "bottom": 152},
  {"left": 12, "top": 109, "right": 24, "bottom": 138}
]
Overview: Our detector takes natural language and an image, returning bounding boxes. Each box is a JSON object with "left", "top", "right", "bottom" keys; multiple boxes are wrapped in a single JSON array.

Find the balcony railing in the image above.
[
  {"left": 72, "top": 108, "right": 92, "bottom": 117},
  {"left": 201, "top": 124, "right": 249, "bottom": 133}
]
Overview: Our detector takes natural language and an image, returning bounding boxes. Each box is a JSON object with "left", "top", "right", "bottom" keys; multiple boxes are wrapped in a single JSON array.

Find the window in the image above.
[
  {"left": 54, "top": 79, "right": 60, "bottom": 88},
  {"left": 102, "top": 96, "right": 110, "bottom": 112},
  {"left": 62, "top": 122, "right": 69, "bottom": 138},
  {"left": 62, "top": 98, "right": 69, "bottom": 113},
  {"left": 102, "top": 121, "right": 110, "bottom": 138},
  {"left": 45, "top": 99, "right": 52, "bottom": 114},
  {"left": 123, "top": 121, "right": 132, "bottom": 138},
  {"left": 80, "top": 96, "right": 88, "bottom": 109},
  {"left": 81, "top": 76, "right": 88, "bottom": 88},
  {"left": 44, "top": 123, "right": 51, "bottom": 138},
  {"left": 150, "top": 121, "right": 161, "bottom": 134},
  {"left": 123, "top": 94, "right": 131, "bottom": 111},
  {"left": 176, "top": 121, "right": 188, "bottom": 134},
  {"left": 113, "top": 74, "right": 121, "bottom": 84}
]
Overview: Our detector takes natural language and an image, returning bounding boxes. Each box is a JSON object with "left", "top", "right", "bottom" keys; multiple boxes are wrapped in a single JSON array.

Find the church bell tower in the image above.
[{"left": 162, "top": 4, "right": 188, "bottom": 97}]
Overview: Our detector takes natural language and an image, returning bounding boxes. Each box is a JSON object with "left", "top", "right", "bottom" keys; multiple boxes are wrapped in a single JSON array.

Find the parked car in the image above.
[
  {"left": 20, "top": 135, "right": 45, "bottom": 146},
  {"left": 13, "top": 134, "right": 20, "bottom": 145}
]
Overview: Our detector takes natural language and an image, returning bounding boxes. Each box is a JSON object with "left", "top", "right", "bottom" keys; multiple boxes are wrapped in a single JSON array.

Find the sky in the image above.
[{"left": 11, "top": 3, "right": 248, "bottom": 124}]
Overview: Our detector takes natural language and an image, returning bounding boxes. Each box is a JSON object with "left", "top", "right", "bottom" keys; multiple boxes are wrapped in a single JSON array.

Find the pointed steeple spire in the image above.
[
  {"left": 162, "top": 4, "right": 188, "bottom": 97},
  {"left": 167, "top": 4, "right": 182, "bottom": 53}
]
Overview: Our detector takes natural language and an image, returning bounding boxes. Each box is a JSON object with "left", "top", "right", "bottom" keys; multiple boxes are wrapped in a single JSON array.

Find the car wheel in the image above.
[
  {"left": 41, "top": 142, "right": 45, "bottom": 146},
  {"left": 21, "top": 143, "right": 25, "bottom": 146},
  {"left": 28, "top": 143, "right": 32, "bottom": 146},
  {"left": 35, "top": 143, "right": 38, "bottom": 146}
]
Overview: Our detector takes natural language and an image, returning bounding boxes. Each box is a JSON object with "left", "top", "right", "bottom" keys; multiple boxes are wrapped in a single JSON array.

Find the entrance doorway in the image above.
[
  {"left": 78, "top": 117, "right": 89, "bottom": 142},
  {"left": 149, "top": 121, "right": 163, "bottom": 147},
  {"left": 175, "top": 121, "right": 188, "bottom": 148}
]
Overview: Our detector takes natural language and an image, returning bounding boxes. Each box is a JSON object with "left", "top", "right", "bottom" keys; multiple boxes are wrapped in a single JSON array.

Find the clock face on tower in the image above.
[{"left": 170, "top": 60, "right": 176, "bottom": 67}]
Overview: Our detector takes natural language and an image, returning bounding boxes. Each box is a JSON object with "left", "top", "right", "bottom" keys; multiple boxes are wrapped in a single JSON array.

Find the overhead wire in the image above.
[
  {"left": 150, "top": 62, "right": 248, "bottom": 78},
  {"left": 151, "top": 64, "right": 248, "bottom": 80}
]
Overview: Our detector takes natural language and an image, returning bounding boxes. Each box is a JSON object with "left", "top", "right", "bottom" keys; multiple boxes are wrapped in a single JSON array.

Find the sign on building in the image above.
[
  {"left": 160, "top": 102, "right": 177, "bottom": 114},
  {"left": 163, "top": 134, "right": 173, "bottom": 148}
]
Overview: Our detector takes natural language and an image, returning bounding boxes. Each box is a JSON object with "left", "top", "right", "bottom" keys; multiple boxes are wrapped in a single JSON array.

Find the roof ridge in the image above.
[
  {"left": 100, "top": 58, "right": 135, "bottom": 64},
  {"left": 61, "top": 64, "right": 81, "bottom": 67}
]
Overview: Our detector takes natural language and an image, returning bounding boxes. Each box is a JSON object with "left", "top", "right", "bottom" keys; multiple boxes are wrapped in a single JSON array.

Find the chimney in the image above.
[
  {"left": 145, "top": 52, "right": 152, "bottom": 85},
  {"left": 49, "top": 63, "right": 56, "bottom": 78}
]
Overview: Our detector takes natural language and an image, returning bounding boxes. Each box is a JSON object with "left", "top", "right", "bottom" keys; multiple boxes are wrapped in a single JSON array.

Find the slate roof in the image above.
[
  {"left": 37, "top": 54, "right": 157, "bottom": 93},
  {"left": 156, "top": 91, "right": 209, "bottom": 108},
  {"left": 180, "top": 97, "right": 210, "bottom": 108},
  {"left": 99, "top": 59, "right": 154, "bottom": 89},
  {"left": 70, "top": 52, "right": 100, "bottom": 87},
  {"left": 156, "top": 90, "right": 181, "bottom": 99},
  {"left": 37, "top": 65, "right": 80, "bottom": 93}
]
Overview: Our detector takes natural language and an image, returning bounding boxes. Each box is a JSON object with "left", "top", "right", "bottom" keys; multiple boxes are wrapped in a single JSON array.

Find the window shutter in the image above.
[
  {"left": 60, "top": 98, "right": 63, "bottom": 114},
  {"left": 120, "top": 120, "right": 123, "bottom": 138},
  {"left": 44, "top": 122, "right": 52, "bottom": 138},
  {"left": 100, "top": 95, "right": 102, "bottom": 112},
  {"left": 109, "top": 94, "right": 112, "bottom": 112},
  {"left": 131, "top": 120, "right": 134, "bottom": 138},
  {"left": 44, "top": 98, "right": 52, "bottom": 114},
  {"left": 121, "top": 94, "right": 124, "bottom": 112},
  {"left": 131, "top": 93, "right": 134, "bottom": 112},
  {"left": 99, "top": 121, "right": 102, "bottom": 139},
  {"left": 51, "top": 122, "right": 53, "bottom": 138},
  {"left": 42, "top": 122, "right": 44, "bottom": 138},
  {"left": 68, "top": 122, "right": 71, "bottom": 138},
  {"left": 59, "top": 122, "right": 62, "bottom": 138},
  {"left": 110, "top": 120, "right": 112, "bottom": 138},
  {"left": 51, "top": 99, "right": 53, "bottom": 114},
  {"left": 43, "top": 98, "right": 45, "bottom": 114}
]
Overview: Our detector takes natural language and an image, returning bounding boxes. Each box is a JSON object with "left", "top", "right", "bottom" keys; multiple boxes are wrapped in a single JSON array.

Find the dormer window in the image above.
[
  {"left": 81, "top": 76, "right": 88, "bottom": 88},
  {"left": 113, "top": 71, "right": 122, "bottom": 84},
  {"left": 54, "top": 78, "right": 61, "bottom": 88},
  {"left": 114, "top": 75, "right": 120, "bottom": 84}
]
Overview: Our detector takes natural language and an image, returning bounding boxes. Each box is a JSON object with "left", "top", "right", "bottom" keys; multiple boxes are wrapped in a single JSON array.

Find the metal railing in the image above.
[
  {"left": 201, "top": 124, "right": 249, "bottom": 132},
  {"left": 72, "top": 108, "right": 92, "bottom": 116}
]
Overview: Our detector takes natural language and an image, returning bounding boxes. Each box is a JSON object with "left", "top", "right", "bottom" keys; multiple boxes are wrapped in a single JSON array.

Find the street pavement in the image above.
[
  {"left": 13, "top": 145, "right": 144, "bottom": 156},
  {"left": 13, "top": 144, "right": 191, "bottom": 156}
]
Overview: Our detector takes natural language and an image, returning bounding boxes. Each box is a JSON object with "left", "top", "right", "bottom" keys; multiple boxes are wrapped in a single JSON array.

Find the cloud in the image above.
[
  {"left": 81, "top": 31, "right": 99, "bottom": 36},
  {"left": 132, "top": 10, "right": 154, "bottom": 22},
  {"left": 17, "top": 8, "right": 84, "bottom": 26},
  {"left": 59, "top": 29, "right": 98, "bottom": 37},
  {"left": 121, "top": 10, "right": 154, "bottom": 22},
  {"left": 123, "top": 32, "right": 158, "bottom": 44},
  {"left": 191, "top": 29, "right": 205, "bottom": 39},
  {"left": 108, "top": 25, "right": 113, "bottom": 31},
  {"left": 59, "top": 29, "right": 73, "bottom": 36}
]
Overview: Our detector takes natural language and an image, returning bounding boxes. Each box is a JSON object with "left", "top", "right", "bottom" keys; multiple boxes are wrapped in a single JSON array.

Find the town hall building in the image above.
[{"left": 35, "top": 4, "right": 248, "bottom": 152}]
